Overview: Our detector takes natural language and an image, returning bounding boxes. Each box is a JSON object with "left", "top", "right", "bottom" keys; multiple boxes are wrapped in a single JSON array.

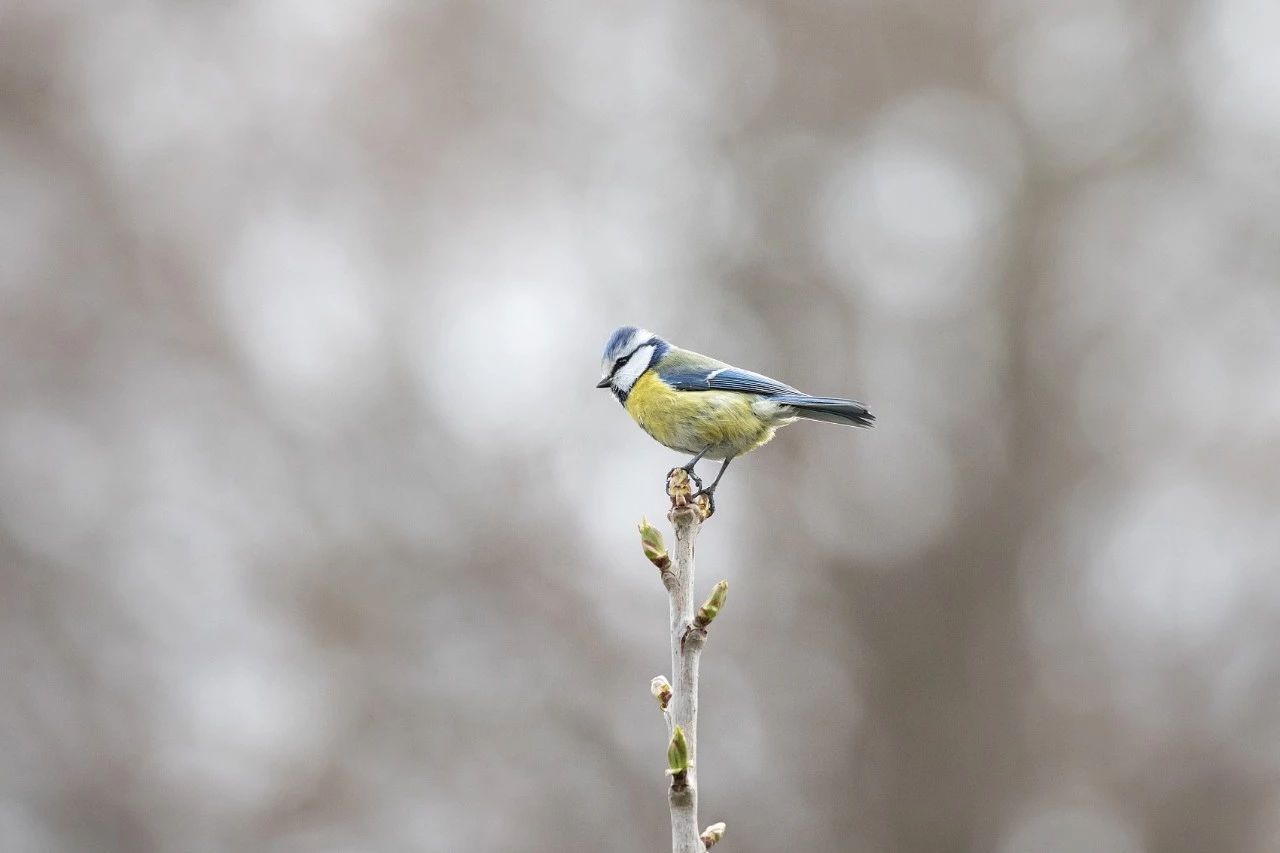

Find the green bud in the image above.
[
  {"left": 666, "top": 725, "right": 689, "bottom": 775},
  {"left": 650, "top": 675, "right": 672, "bottom": 710},
  {"left": 700, "top": 822, "right": 727, "bottom": 849},
  {"left": 695, "top": 580, "right": 729, "bottom": 627},
  {"left": 637, "top": 517, "right": 670, "bottom": 569}
]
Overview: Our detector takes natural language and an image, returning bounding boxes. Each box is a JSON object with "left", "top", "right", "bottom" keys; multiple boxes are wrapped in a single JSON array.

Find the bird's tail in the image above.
[{"left": 771, "top": 394, "right": 875, "bottom": 428}]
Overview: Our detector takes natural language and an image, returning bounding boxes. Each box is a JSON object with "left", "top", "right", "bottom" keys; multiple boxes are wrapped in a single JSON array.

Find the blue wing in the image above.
[
  {"left": 656, "top": 348, "right": 876, "bottom": 427},
  {"left": 657, "top": 352, "right": 798, "bottom": 396}
]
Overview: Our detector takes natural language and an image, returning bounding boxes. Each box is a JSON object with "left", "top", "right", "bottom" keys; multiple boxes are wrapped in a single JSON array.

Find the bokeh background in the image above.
[{"left": 2, "top": 1, "right": 1279, "bottom": 851}]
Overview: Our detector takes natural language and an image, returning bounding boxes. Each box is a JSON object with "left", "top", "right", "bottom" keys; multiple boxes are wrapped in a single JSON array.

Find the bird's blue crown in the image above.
[{"left": 602, "top": 326, "right": 649, "bottom": 361}]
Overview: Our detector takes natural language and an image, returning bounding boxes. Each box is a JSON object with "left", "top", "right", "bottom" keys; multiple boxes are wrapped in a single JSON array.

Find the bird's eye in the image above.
[{"left": 603, "top": 355, "right": 627, "bottom": 381}]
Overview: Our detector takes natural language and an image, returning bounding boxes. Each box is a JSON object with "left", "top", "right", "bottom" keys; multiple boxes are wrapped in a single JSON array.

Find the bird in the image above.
[{"left": 596, "top": 326, "right": 873, "bottom": 509}]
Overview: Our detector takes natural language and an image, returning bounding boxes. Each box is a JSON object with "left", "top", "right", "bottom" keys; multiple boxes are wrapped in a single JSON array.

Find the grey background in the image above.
[{"left": 2, "top": 1, "right": 1279, "bottom": 851}]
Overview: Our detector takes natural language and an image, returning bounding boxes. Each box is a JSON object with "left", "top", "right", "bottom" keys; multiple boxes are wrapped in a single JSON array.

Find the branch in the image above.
[{"left": 637, "top": 468, "right": 727, "bottom": 853}]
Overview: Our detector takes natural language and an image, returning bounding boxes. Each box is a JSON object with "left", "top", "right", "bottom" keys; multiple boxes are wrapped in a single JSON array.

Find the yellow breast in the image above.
[{"left": 623, "top": 371, "right": 778, "bottom": 459}]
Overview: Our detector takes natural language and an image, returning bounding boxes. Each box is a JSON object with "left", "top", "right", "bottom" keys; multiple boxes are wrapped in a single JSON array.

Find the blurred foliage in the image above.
[{"left": 1, "top": 1, "right": 1279, "bottom": 851}]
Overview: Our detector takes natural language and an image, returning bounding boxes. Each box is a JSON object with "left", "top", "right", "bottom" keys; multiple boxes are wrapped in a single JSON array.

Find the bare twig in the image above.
[{"left": 638, "top": 468, "right": 727, "bottom": 853}]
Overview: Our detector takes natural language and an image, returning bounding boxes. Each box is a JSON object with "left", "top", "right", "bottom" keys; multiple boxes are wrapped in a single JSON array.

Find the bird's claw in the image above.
[{"left": 691, "top": 489, "right": 715, "bottom": 519}]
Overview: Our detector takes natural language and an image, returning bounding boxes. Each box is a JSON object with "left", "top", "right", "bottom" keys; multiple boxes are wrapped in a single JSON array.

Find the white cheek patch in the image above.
[{"left": 613, "top": 344, "right": 654, "bottom": 392}]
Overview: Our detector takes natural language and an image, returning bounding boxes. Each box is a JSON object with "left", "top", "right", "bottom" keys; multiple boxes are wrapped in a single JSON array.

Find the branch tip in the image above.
[
  {"left": 700, "top": 822, "right": 727, "bottom": 849},
  {"left": 666, "top": 467, "right": 696, "bottom": 508}
]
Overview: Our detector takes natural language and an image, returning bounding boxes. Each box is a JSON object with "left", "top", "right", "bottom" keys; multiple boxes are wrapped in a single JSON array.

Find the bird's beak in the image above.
[{"left": 595, "top": 375, "right": 612, "bottom": 389}]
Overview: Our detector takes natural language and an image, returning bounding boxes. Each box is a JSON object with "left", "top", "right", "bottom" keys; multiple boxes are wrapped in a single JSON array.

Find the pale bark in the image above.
[{"left": 666, "top": 500, "right": 705, "bottom": 853}]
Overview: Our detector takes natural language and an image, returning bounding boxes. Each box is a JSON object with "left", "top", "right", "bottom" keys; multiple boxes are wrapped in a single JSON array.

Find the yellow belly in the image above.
[{"left": 623, "top": 371, "right": 783, "bottom": 459}]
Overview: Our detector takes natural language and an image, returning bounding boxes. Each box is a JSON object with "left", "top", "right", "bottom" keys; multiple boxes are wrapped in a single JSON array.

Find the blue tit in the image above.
[{"left": 596, "top": 326, "right": 873, "bottom": 502}]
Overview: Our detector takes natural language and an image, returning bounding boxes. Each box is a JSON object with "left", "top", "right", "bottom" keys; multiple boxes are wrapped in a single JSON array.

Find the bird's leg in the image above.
[
  {"left": 692, "top": 457, "right": 733, "bottom": 517},
  {"left": 704, "top": 457, "right": 733, "bottom": 492},
  {"left": 670, "top": 447, "right": 711, "bottom": 492},
  {"left": 683, "top": 447, "right": 711, "bottom": 472}
]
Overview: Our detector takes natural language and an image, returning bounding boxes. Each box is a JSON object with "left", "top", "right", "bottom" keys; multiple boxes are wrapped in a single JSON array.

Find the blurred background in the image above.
[{"left": 2, "top": 1, "right": 1279, "bottom": 851}]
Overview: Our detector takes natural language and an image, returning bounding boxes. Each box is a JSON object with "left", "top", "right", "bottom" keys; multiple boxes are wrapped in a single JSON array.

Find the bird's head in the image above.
[{"left": 597, "top": 326, "right": 664, "bottom": 398}]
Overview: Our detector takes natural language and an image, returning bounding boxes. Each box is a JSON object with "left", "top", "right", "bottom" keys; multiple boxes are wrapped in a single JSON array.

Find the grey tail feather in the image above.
[{"left": 771, "top": 394, "right": 875, "bottom": 428}]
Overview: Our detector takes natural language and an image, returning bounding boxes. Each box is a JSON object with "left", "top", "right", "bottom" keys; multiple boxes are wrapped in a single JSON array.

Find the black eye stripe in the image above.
[{"left": 607, "top": 341, "right": 655, "bottom": 380}]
